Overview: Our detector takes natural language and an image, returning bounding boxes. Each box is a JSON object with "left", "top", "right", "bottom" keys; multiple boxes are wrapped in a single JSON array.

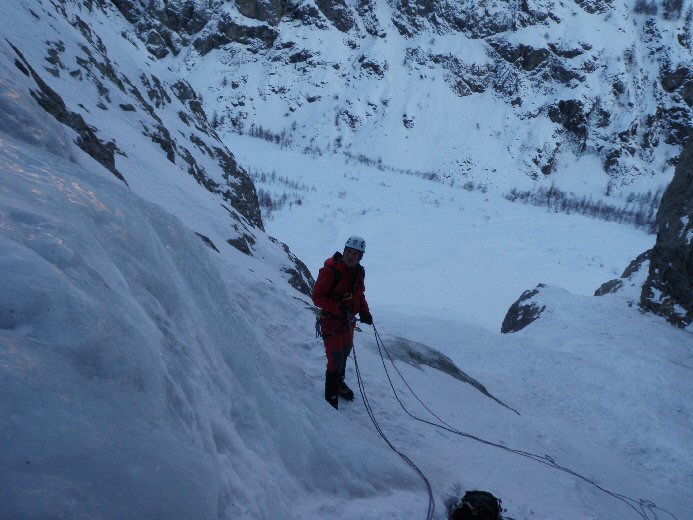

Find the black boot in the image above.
[
  {"left": 339, "top": 379, "right": 354, "bottom": 401},
  {"left": 325, "top": 371, "right": 339, "bottom": 410}
]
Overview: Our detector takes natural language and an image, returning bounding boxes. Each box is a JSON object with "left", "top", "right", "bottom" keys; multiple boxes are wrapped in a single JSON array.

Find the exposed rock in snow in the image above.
[
  {"left": 315, "top": 0, "right": 356, "bottom": 32},
  {"left": 107, "top": 0, "right": 692, "bottom": 188},
  {"left": 575, "top": 0, "right": 613, "bottom": 15},
  {"left": 501, "top": 284, "right": 547, "bottom": 333},
  {"left": 488, "top": 39, "right": 550, "bottom": 73},
  {"left": 641, "top": 138, "right": 693, "bottom": 327},
  {"left": 1, "top": 0, "right": 310, "bottom": 293},
  {"left": 376, "top": 336, "right": 518, "bottom": 413},
  {"left": 8, "top": 43, "right": 127, "bottom": 185},
  {"left": 236, "top": 0, "right": 287, "bottom": 26},
  {"left": 269, "top": 236, "right": 315, "bottom": 295},
  {"left": 661, "top": 65, "right": 690, "bottom": 94},
  {"left": 594, "top": 249, "right": 651, "bottom": 298},
  {"left": 548, "top": 99, "right": 588, "bottom": 149},
  {"left": 193, "top": 14, "right": 279, "bottom": 55}
]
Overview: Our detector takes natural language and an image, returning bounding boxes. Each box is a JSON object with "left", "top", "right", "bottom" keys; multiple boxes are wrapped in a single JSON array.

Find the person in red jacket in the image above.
[{"left": 312, "top": 235, "right": 373, "bottom": 409}]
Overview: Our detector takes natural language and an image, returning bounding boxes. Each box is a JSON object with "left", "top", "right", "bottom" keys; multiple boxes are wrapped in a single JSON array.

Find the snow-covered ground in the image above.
[
  {"left": 229, "top": 132, "right": 655, "bottom": 330},
  {"left": 230, "top": 132, "right": 693, "bottom": 519},
  {"left": 0, "top": 79, "right": 691, "bottom": 520},
  {"left": 1, "top": 2, "right": 692, "bottom": 518}
]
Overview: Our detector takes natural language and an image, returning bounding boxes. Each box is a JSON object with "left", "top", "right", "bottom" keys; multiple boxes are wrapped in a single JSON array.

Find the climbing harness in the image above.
[
  {"left": 368, "top": 324, "right": 679, "bottom": 520},
  {"left": 315, "top": 262, "right": 363, "bottom": 339}
]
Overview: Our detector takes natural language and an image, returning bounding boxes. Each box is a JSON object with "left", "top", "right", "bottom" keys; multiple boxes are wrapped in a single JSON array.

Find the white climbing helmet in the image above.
[{"left": 345, "top": 235, "right": 366, "bottom": 253}]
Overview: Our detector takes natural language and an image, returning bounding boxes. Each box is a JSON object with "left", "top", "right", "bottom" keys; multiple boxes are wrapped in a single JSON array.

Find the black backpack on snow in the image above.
[{"left": 448, "top": 490, "right": 501, "bottom": 520}]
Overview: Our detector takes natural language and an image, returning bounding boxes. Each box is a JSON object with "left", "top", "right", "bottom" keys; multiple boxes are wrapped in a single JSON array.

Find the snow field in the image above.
[
  {"left": 0, "top": 0, "right": 691, "bottom": 517},
  {"left": 227, "top": 132, "right": 692, "bottom": 519},
  {"left": 226, "top": 133, "right": 654, "bottom": 330}
]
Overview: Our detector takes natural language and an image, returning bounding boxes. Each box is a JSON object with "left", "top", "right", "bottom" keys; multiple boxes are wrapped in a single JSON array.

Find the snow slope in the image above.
[
  {"left": 1, "top": 1, "right": 692, "bottom": 519},
  {"left": 0, "top": 82, "right": 416, "bottom": 519},
  {"left": 228, "top": 133, "right": 693, "bottom": 519},
  {"left": 229, "top": 132, "right": 654, "bottom": 330},
  {"left": 4, "top": 95, "right": 691, "bottom": 517}
]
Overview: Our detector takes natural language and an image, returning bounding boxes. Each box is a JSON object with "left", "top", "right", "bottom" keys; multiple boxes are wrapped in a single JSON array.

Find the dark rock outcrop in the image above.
[
  {"left": 661, "top": 66, "right": 689, "bottom": 92},
  {"left": 284, "top": 1, "right": 326, "bottom": 27},
  {"left": 288, "top": 49, "right": 312, "bottom": 64},
  {"left": 392, "top": 0, "right": 551, "bottom": 39},
  {"left": 215, "top": 146, "right": 264, "bottom": 230},
  {"left": 358, "top": 55, "right": 385, "bottom": 77},
  {"left": 489, "top": 39, "right": 584, "bottom": 93},
  {"left": 227, "top": 235, "right": 255, "bottom": 255},
  {"left": 489, "top": 40, "right": 549, "bottom": 72},
  {"left": 595, "top": 278, "right": 624, "bottom": 296},
  {"left": 548, "top": 99, "right": 588, "bottom": 145},
  {"left": 9, "top": 42, "right": 127, "bottom": 185},
  {"left": 574, "top": 0, "right": 613, "bottom": 14},
  {"left": 236, "top": 0, "right": 286, "bottom": 26},
  {"left": 112, "top": 0, "right": 285, "bottom": 56},
  {"left": 548, "top": 42, "right": 586, "bottom": 59},
  {"left": 269, "top": 237, "right": 314, "bottom": 296},
  {"left": 658, "top": 106, "right": 692, "bottom": 146},
  {"left": 165, "top": 79, "right": 263, "bottom": 230},
  {"left": 111, "top": 0, "right": 210, "bottom": 57},
  {"left": 641, "top": 139, "right": 693, "bottom": 327},
  {"left": 195, "top": 232, "right": 221, "bottom": 252},
  {"left": 501, "top": 284, "right": 547, "bottom": 333},
  {"left": 315, "top": 0, "right": 356, "bottom": 32},
  {"left": 193, "top": 15, "right": 279, "bottom": 55},
  {"left": 429, "top": 53, "right": 493, "bottom": 96},
  {"left": 595, "top": 250, "right": 651, "bottom": 296},
  {"left": 159, "top": 1, "right": 209, "bottom": 34},
  {"left": 356, "top": 0, "right": 385, "bottom": 38},
  {"left": 682, "top": 81, "right": 693, "bottom": 108}
]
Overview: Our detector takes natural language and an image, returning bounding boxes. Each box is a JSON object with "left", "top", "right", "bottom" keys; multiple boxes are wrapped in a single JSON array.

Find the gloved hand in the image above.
[{"left": 360, "top": 311, "right": 373, "bottom": 325}]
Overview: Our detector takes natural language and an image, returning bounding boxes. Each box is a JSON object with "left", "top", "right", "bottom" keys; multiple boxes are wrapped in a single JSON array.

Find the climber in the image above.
[{"left": 312, "top": 235, "right": 373, "bottom": 410}]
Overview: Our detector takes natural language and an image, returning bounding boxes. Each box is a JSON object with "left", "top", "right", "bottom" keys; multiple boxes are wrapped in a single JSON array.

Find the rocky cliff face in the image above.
[
  {"left": 518, "top": 137, "right": 692, "bottom": 331},
  {"left": 3, "top": 0, "right": 314, "bottom": 295},
  {"left": 115, "top": 0, "right": 691, "bottom": 190},
  {"left": 641, "top": 138, "right": 693, "bottom": 327}
]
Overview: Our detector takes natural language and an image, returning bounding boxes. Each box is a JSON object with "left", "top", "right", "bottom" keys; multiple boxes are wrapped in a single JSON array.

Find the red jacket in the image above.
[{"left": 312, "top": 252, "right": 370, "bottom": 320}]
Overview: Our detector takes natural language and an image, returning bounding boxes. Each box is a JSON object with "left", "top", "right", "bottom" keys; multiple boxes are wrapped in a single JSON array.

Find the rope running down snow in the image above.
[
  {"left": 370, "top": 324, "right": 679, "bottom": 520},
  {"left": 347, "top": 314, "right": 435, "bottom": 520},
  {"left": 352, "top": 343, "right": 435, "bottom": 520}
]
